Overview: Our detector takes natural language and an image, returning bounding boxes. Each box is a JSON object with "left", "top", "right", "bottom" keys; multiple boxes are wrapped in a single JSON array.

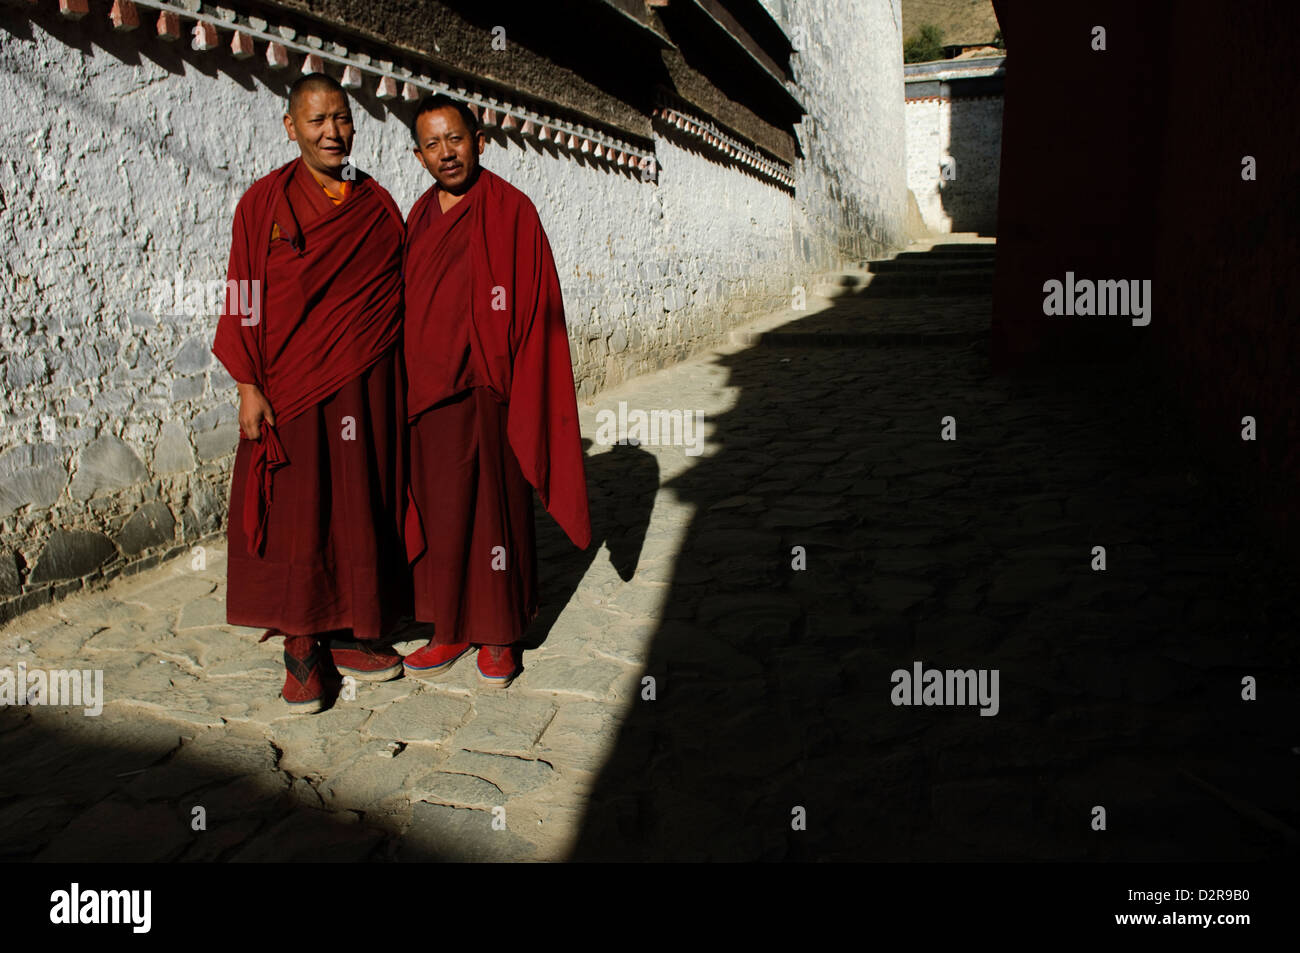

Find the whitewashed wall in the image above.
[
  {"left": 0, "top": 1, "right": 907, "bottom": 617},
  {"left": 905, "top": 94, "right": 1002, "bottom": 234}
]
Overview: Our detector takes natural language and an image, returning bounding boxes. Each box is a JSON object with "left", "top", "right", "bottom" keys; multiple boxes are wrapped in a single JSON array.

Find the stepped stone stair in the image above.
[
  {"left": 811, "top": 233, "right": 996, "bottom": 299},
  {"left": 731, "top": 234, "right": 997, "bottom": 348}
]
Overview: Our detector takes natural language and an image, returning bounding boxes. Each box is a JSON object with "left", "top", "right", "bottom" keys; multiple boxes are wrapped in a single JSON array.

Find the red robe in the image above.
[
  {"left": 404, "top": 167, "right": 590, "bottom": 646},
  {"left": 212, "top": 158, "right": 411, "bottom": 640}
]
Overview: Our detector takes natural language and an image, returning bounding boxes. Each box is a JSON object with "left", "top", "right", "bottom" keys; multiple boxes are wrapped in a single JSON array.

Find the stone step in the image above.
[
  {"left": 727, "top": 289, "right": 992, "bottom": 347},
  {"left": 924, "top": 239, "right": 997, "bottom": 249},
  {"left": 864, "top": 249, "right": 997, "bottom": 266},
  {"left": 895, "top": 245, "right": 998, "bottom": 257},
  {"left": 911, "top": 233, "right": 996, "bottom": 246},
  {"left": 810, "top": 269, "right": 874, "bottom": 298},
  {"left": 865, "top": 257, "right": 996, "bottom": 273},
  {"left": 852, "top": 274, "right": 995, "bottom": 297},
  {"left": 877, "top": 242, "right": 997, "bottom": 260},
  {"left": 728, "top": 327, "right": 987, "bottom": 347},
  {"left": 812, "top": 265, "right": 995, "bottom": 296}
]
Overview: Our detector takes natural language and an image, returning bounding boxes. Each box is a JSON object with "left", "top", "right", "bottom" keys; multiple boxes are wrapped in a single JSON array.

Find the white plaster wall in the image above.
[
  {"left": 0, "top": 1, "right": 907, "bottom": 614},
  {"left": 905, "top": 95, "right": 1002, "bottom": 234},
  {"left": 766, "top": 0, "right": 910, "bottom": 265}
]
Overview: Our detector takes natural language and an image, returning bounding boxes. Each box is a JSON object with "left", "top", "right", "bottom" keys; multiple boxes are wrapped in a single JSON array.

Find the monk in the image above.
[
  {"left": 212, "top": 73, "right": 412, "bottom": 714},
  {"left": 401, "top": 95, "right": 591, "bottom": 687}
]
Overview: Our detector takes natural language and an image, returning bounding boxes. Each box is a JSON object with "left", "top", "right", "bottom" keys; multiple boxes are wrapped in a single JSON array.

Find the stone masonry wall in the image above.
[
  {"left": 766, "top": 0, "right": 911, "bottom": 265},
  {"left": 0, "top": 0, "right": 906, "bottom": 619},
  {"left": 905, "top": 94, "right": 1002, "bottom": 235}
]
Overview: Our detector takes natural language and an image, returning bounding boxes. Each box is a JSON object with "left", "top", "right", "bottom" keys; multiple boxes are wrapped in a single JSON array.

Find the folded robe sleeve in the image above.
[
  {"left": 211, "top": 182, "right": 287, "bottom": 558},
  {"left": 504, "top": 205, "right": 592, "bottom": 551},
  {"left": 213, "top": 195, "right": 264, "bottom": 387}
]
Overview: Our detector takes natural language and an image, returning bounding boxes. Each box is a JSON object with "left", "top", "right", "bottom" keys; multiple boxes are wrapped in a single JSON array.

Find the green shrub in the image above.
[{"left": 903, "top": 23, "right": 944, "bottom": 63}]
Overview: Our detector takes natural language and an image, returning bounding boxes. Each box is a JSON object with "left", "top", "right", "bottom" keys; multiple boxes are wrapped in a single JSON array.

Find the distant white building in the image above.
[{"left": 904, "top": 56, "right": 1004, "bottom": 235}]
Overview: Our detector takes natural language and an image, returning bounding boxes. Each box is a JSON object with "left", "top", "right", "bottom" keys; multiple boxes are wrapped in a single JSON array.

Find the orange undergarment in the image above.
[{"left": 271, "top": 176, "right": 351, "bottom": 241}]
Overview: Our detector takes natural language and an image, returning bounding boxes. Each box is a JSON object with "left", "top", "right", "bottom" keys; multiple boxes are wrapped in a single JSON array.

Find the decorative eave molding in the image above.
[
  {"left": 23, "top": 0, "right": 811, "bottom": 190},
  {"left": 904, "top": 75, "right": 1005, "bottom": 103},
  {"left": 905, "top": 94, "right": 1004, "bottom": 106},
  {"left": 652, "top": 97, "right": 794, "bottom": 190},
  {"left": 903, "top": 56, "right": 1006, "bottom": 83},
  {"left": 23, "top": 0, "right": 663, "bottom": 180},
  {"left": 904, "top": 56, "right": 1005, "bottom": 105}
]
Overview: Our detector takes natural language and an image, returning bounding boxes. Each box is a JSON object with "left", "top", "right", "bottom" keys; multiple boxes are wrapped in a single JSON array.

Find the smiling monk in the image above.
[
  {"left": 400, "top": 95, "right": 591, "bottom": 687},
  {"left": 212, "top": 73, "right": 412, "bottom": 713}
]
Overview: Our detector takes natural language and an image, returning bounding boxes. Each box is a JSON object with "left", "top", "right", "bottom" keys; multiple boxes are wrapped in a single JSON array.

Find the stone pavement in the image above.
[{"left": 2, "top": 238, "right": 1298, "bottom": 861}]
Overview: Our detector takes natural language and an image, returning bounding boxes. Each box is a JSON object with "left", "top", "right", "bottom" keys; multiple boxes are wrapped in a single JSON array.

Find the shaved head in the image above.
[
  {"left": 283, "top": 73, "right": 354, "bottom": 180},
  {"left": 287, "top": 73, "right": 348, "bottom": 116}
]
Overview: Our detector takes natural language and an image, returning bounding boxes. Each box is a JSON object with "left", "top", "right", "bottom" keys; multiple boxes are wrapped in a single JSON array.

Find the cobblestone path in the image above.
[{"left": 2, "top": 239, "right": 1297, "bottom": 861}]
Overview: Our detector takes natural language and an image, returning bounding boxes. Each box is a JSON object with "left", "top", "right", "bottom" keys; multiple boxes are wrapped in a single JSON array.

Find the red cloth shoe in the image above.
[
  {"left": 279, "top": 633, "right": 324, "bottom": 714},
  {"left": 403, "top": 641, "right": 471, "bottom": 679},
  {"left": 476, "top": 644, "right": 521, "bottom": 688},
  {"left": 329, "top": 636, "right": 404, "bottom": 681}
]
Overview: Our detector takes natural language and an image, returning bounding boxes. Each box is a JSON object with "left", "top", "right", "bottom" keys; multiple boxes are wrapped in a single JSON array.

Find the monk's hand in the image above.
[{"left": 236, "top": 383, "right": 276, "bottom": 440}]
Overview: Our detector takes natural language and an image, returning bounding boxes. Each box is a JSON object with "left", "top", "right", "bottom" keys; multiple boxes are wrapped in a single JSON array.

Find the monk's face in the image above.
[
  {"left": 413, "top": 107, "right": 485, "bottom": 193},
  {"left": 283, "top": 88, "right": 354, "bottom": 178}
]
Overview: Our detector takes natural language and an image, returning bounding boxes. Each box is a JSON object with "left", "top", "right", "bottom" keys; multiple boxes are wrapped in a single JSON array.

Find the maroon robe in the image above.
[
  {"left": 403, "top": 167, "right": 591, "bottom": 646},
  {"left": 213, "top": 158, "right": 411, "bottom": 641}
]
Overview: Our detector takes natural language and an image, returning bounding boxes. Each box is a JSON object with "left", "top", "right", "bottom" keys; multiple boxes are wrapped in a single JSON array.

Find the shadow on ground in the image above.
[
  {"left": 3, "top": 247, "right": 1297, "bottom": 862},
  {"left": 0, "top": 703, "right": 454, "bottom": 861},
  {"left": 562, "top": 245, "right": 1300, "bottom": 861},
  {"left": 525, "top": 440, "right": 659, "bottom": 650}
]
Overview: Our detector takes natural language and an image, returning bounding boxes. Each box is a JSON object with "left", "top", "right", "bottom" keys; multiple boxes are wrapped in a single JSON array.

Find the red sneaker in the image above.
[
  {"left": 403, "top": 641, "right": 471, "bottom": 679},
  {"left": 329, "top": 637, "right": 404, "bottom": 682},
  {"left": 281, "top": 634, "right": 324, "bottom": 714},
  {"left": 476, "top": 644, "right": 521, "bottom": 688}
]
